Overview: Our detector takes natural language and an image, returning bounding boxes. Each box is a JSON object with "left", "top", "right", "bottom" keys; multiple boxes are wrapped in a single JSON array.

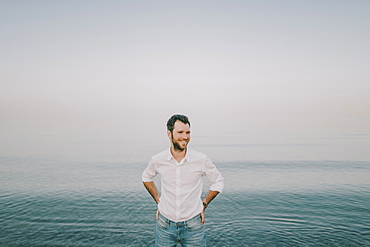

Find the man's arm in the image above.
[
  {"left": 200, "top": 190, "right": 220, "bottom": 224},
  {"left": 143, "top": 181, "right": 160, "bottom": 204},
  {"left": 143, "top": 181, "right": 161, "bottom": 219},
  {"left": 203, "top": 190, "right": 219, "bottom": 206}
]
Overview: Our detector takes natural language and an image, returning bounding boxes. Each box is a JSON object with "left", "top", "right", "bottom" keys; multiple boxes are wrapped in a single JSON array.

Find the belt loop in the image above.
[{"left": 160, "top": 213, "right": 170, "bottom": 224}]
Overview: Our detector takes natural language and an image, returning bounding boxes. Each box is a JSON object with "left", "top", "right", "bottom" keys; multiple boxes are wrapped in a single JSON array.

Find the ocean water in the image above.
[{"left": 1, "top": 128, "right": 370, "bottom": 246}]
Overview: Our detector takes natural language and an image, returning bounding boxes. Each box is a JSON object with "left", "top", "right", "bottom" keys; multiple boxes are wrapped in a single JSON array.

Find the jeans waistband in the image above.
[{"left": 158, "top": 213, "right": 200, "bottom": 226}]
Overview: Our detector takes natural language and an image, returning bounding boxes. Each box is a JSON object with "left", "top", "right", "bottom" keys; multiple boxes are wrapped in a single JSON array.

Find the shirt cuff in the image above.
[
  {"left": 210, "top": 180, "right": 224, "bottom": 193},
  {"left": 142, "top": 175, "right": 154, "bottom": 182}
]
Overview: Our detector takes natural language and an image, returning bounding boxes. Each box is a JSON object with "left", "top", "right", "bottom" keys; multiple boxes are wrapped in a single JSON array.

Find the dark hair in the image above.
[{"left": 167, "top": 114, "right": 191, "bottom": 133}]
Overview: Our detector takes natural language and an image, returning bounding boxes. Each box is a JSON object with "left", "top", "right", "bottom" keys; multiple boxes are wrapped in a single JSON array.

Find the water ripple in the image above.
[{"left": 1, "top": 160, "right": 370, "bottom": 246}]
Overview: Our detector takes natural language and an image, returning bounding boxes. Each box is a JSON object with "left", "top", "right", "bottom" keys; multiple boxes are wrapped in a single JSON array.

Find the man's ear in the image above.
[{"left": 167, "top": 130, "right": 172, "bottom": 139}]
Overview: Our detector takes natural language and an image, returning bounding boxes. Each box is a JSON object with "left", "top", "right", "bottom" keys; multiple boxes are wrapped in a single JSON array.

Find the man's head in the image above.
[
  {"left": 167, "top": 114, "right": 191, "bottom": 152},
  {"left": 167, "top": 114, "right": 191, "bottom": 133}
]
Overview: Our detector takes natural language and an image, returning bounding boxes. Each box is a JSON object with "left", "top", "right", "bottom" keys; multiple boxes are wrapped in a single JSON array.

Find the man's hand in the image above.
[
  {"left": 156, "top": 209, "right": 160, "bottom": 220},
  {"left": 200, "top": 210, "right": 205, "bottom": 224}
]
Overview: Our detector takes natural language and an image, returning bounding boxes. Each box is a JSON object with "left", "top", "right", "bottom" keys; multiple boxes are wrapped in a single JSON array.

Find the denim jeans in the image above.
[{"left": 155, "top": 213, "right": 207, "bottom": 247}]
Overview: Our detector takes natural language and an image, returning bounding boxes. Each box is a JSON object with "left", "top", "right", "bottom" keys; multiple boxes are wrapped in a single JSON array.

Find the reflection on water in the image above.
[{"left": 1, "top": 157, "right": 370, "bottom": 246}]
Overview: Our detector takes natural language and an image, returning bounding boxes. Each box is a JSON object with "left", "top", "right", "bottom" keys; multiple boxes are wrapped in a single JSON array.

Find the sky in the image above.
[{"left": 1, "top": 1, "right": 370, "bottom": 159}]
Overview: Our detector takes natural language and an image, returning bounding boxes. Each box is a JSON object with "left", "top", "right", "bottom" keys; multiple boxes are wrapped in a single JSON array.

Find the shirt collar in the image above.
[{"left": 167, "top": 148, "right": 190, "bottom": 162}]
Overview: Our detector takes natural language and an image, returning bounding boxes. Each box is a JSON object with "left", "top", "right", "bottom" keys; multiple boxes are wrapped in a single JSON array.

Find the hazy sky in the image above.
[{"left": 1, "top": 0, "right": 370, "bottom": 135}]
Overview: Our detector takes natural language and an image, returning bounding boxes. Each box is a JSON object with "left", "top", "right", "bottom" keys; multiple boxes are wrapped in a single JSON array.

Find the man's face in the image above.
[{"left": 168, "top": 121, "right": 191, "bottom": 152}]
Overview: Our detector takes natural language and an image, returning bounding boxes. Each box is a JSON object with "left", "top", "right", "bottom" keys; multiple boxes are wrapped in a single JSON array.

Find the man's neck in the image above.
[{"left": 170, "top": 147, "right": 187, "bottom": 163}]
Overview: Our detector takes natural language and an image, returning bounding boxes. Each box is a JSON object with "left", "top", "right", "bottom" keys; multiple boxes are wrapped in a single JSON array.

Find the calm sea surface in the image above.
[{"left": 1, "top": 129, "right": 370, "bottom": 246}]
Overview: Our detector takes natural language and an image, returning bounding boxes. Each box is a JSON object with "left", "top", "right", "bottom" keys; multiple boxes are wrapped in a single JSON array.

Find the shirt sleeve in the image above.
[
  {"left": 142, "top": 158, "right": 157, "bottom": 182},
  {"left": 203, "top": 158, "right": 224, "bottom": 193}
]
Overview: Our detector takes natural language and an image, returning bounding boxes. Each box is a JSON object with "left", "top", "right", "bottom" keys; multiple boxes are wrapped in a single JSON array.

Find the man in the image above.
[{"left": 142, "top": 114, "right": 224, "bottom": 247}]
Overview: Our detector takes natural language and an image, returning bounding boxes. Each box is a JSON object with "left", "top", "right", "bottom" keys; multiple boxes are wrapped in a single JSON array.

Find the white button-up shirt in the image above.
[{"left": 142, "top": 148, "right": 224, "bottom": 222}]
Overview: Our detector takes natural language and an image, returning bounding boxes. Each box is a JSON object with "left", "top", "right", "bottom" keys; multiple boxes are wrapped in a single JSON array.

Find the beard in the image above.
[
  {"left": 173, "top": 141, "right": 185, "bottom": 152},
  {"left": 171, "top": 135, "right": 187, "bottom": 152}
]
